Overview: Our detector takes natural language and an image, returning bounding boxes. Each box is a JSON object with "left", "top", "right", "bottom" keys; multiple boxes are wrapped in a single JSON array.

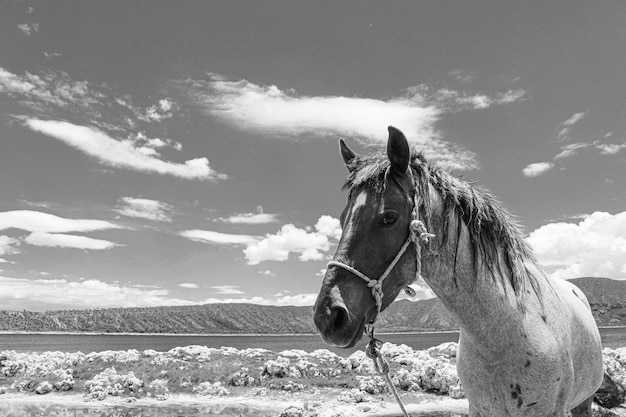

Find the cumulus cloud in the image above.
[
  {"left": 527, "top": 211, "right": 626, "bottom": 280},
  {"left": 179, "top": 282, "right": 199, "bottom": 289},
  {"left": 596, "top": 143, "right": 626, "bottom": 155},
  {"left": 116, "top": 197, "right": 174, "bottom": 222},
  {"left": 522, "top": 162, "right": 554, "bottom": 178},
  {"left": 24, "top": 232, "right": 119, "bottom": 250},
  {"left": 0, "top": 276, "right": 194, "bottom": 311},
  {"left": 0, "top": 210, "right": 120, "bottom": 233},
  {"left": 243, "top": 215, "right": 341, "bottom": 265},
  {"left": 24, "top": 119, "right": 224, "bottom": 180},
  {"left": 258, "top": 270, "right": 276, "bottom": 277},
  {"left": 180, "top": 229, "right": 259, "bottom": 245},
  {"left": 217, "top": 206, "right": 279, "bottom": 225},
  {"left": 179, "top": 74, "right": 497, "bottom": 170},
  {"left": 138, "top": 98, "right": 177, "bottom": 122}
]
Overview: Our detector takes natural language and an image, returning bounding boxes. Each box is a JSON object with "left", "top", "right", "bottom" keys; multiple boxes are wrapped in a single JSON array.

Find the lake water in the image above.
[
  {"left": 2, "top": 327, "right": 625, "bottom": 355},
  {"left": 0, "top": 331, "right": 462, "bottom": 356}
]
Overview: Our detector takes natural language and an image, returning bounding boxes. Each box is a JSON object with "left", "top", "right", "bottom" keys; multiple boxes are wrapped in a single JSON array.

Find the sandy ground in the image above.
[{"left": 0, "top": 390, "right": 471, "bottom": 417}]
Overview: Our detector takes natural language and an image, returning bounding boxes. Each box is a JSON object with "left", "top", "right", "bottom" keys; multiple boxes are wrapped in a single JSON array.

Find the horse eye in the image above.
[{"left": 380, "top": 212, "right": 398, "bottom": 227}]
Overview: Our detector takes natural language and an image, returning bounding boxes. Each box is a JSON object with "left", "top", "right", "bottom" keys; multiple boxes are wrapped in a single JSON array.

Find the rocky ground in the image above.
[{"left": 1, "top": 342, "right": 626, "bottom": 416}]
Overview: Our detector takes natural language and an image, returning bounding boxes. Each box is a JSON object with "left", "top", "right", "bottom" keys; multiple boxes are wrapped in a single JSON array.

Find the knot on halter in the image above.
[{"left": 327, "top": 195, "right": 435, "bottom": 325}]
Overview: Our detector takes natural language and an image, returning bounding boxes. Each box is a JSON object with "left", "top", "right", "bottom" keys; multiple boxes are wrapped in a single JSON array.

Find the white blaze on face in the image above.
[{"left": 351, "top": 190, "right": 369, "bottom": 217}]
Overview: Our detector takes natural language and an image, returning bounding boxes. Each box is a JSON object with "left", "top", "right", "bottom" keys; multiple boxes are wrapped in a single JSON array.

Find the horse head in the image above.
[{"left": 313, "top": 126, "right": 423, "bottom": 348}]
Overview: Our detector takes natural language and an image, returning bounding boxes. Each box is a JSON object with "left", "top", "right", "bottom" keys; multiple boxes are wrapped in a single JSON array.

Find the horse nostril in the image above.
[{"left": 329, "top": 306, "right": 348, "bottom": 330}]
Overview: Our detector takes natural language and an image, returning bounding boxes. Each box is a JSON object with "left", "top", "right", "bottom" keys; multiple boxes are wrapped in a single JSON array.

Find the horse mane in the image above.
[{"left": 342, "top": 150, "right": 543, "bottom": 299}]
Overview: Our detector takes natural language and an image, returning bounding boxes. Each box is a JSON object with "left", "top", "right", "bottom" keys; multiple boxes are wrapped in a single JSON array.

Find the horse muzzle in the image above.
[{"left": 313, "top": 287, "right": 366, "bottom": 348}]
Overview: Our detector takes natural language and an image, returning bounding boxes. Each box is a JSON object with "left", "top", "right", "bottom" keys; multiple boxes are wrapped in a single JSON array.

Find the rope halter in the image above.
[{"left": 326, "top": 193, "right": 435, "bottom": 326}]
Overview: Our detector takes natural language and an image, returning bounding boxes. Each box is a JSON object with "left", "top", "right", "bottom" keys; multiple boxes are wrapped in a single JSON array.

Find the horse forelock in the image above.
[{"left": 341, "top": 149, "right": 543, "bottom": 300}]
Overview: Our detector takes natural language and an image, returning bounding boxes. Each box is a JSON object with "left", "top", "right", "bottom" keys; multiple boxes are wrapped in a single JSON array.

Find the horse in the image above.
[{"left": 313, "top": 126, "right": 604, "bottom": 416}]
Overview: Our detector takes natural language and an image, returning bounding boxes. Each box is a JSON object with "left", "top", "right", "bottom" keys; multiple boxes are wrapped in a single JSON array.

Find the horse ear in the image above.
[
  {"left": 339, "top": 139, "right": 357, "bottom": 170},
  {"left": 387, "top": 126, "right": 410, "bottom": 175}
]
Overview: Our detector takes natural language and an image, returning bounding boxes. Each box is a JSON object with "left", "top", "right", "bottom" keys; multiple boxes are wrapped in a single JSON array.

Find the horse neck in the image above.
[{"left": 419, "top": 188, "right": 529, "bottom": 350}]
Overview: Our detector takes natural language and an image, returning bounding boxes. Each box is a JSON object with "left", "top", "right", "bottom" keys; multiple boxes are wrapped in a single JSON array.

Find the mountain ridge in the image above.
[{"left": 1, "top": 277, "right": 625, "bottom": 333}]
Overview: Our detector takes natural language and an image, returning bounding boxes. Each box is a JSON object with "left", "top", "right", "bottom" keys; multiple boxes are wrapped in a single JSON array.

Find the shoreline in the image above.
[
  {"left": 0, "top": 330, "right": 461, "bottom": 337},
  {"left": 2, "top": 326, "right": 625, "bottom": 337}
]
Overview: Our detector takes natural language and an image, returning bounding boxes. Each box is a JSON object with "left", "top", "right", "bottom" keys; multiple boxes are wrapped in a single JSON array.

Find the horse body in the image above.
[{"left": 313, "top": 126, "right": 603, "bottom": 417}]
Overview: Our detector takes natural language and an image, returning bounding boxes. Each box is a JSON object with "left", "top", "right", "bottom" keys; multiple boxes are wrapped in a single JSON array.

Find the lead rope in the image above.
[
  {"left": 365, "top": 327, "right": 410, "bottom": 417},
  {"left": 326, "top": 194, "right": 435, "bottom": 417}
]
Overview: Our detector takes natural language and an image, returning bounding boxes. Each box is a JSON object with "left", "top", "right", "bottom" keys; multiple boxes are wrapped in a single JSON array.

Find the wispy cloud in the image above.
[
  {"left": 175, "top": 74, "right": 530, "bottom": 170},
  {"left": 216, "top": 206, "right": 278, "bottom": 225},
  {"left": 0, "top": 277, "right": 193, "bottom": 311},
  {"left": 448, "top": 70, "right": 476, "bottom": 84},
  {"left": 413, "top": 85, "right": 527, "bottom": 111},
  {"left": 562, "top": 112, "right": 587, "bottom": 127},
  {"left": 243, "top": 215, "right": 341, "bottom": 265},
  {"left": 0, "top": 236, "right": 20, "bottom": 256},
  {"left": 0, "top": 210, "right": 120, "bottom": 233},
  {"left": 596, "top": 143, "right": 626, "bottom": 155},
  {"left": 211, "top": 285, "right": 244, "bottom": 295},
  {"left": 24, "top": 119, "right": 223, "bottom": 180},
  {"left": 116, "top": 197, "right": 175, "bottom": 222},
  {"left": 553, "top": 143, "right": 589, "bottom": 160},
  {"left": 522, "top": 162, "right": 554, "bottom": 178},
  {"left": 179, "top": 282, "right": 199, "bottom": 289},
  {"left": 17, "top": 23, "right": 39, "bottom": 36},
  {"left": 557, "top": 112, "right": 587, "bottom": 140},
  {"left": 180, "top": 230, "right": 259, "bottom": 245},
  {"left": 24, "top": 232, "right": 119, "bottom": 250},
  {"left": 1, "top": 67, "right": 213, "bottom": 179}
]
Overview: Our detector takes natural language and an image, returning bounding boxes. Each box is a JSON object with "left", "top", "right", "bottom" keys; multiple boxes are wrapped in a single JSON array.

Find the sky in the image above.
[{"left": 1, "top": 0, "right": 626, "bottom": 311}]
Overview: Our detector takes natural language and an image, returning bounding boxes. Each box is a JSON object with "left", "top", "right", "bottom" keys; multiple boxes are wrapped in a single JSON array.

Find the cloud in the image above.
[
  {"left": 0, "top": 236, "right": 20, "bottom": 256},
  {"left": 116, "top": 197, "right": 174, "bottom": 222},
  {"left": 199, "top": 293, "right": 318, "bottom": 306},
  {"left": 527, "top": 211, "right": 626, "bottom": 280},
  {"left": 258, "top": 270, "right": 276, "bottom": 277},
  {"left": 24, "top": 232, "right": 119, "bottom": 250},
  {"left": 179, "top": 283, "right": 199, "bottom": 289},
  {"left": 217, "top": 206, "right": 279, "bottom": 225},
  {"left": 522, "top": 162, "right": 554, "bottom": 178},
  {"left": 179, "top": 74, "right": 493, "bottom": 170},
  {"left": 24, "top": 119, "right": 224, "bottom": 180},
  {"left": 414, "top": 85, "right": 527, "bottom": 110},
  {"left": 0, "top": 276, "right": 194, "bottom": 311},
  {"left": 553, "top": 143, "right": 589, "bottom": 160},
  {"left": 180, "top": 229, "right": 259, "bottom": 245},
  {"left": 448, "top": 70, "right": 476, "bottom": 84},
  {"left": 0, "top": 210, "right": 120, "bottom": 233},
  {"left": 562, "top": 112, "right": 587, "bottom": 127},
  {"left": 596, "top": 143, "right": 626, "bottom": 155},
  {"left": 558, "top": 112, "right": 586, "bottom": 140},
  {"left": 17, "top": 23, "right": 39, "bottom": 35},
  {"left": 211, "top": 285, "right": 244, "bottom": 295},
  {"left": 243, "top": 216, "right": 341, "bottom": 265}
]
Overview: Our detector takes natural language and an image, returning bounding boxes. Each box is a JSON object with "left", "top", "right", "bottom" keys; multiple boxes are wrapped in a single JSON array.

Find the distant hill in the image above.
[
  {"left": 569, "top": 277, "right": 626, "bottom": 304},
  {"left": 1, "top": 277, "right": 626, "bottom": 334}
]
